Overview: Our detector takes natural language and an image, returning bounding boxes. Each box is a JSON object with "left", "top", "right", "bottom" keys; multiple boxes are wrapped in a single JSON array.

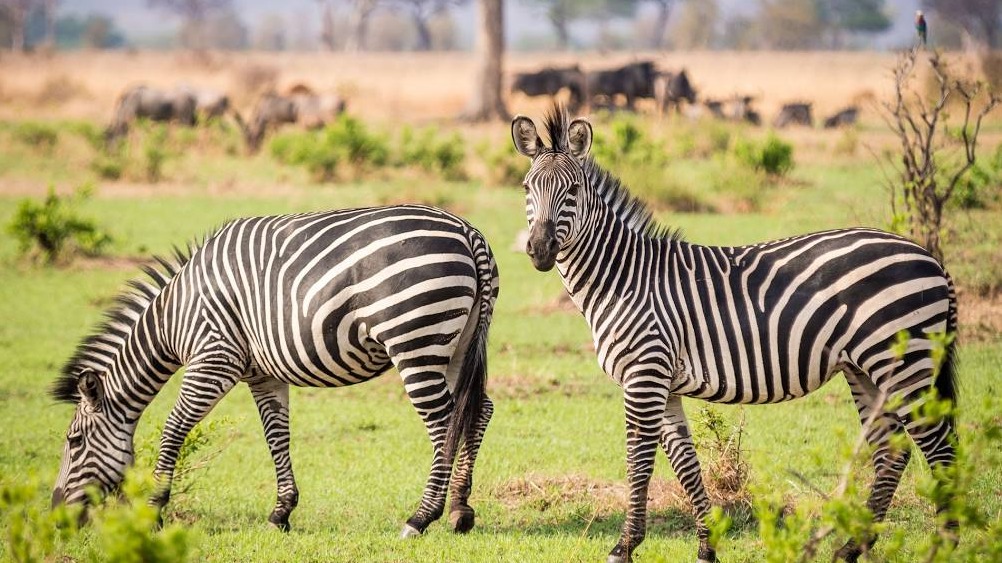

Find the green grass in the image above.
[{"left": 1, "top": 118, "right": 1001, "bottom": 562}]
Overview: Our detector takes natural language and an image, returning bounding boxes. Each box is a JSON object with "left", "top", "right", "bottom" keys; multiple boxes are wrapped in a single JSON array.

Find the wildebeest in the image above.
[
  {"left": 511, "top": 65, "right": 587, "bottom": 112},
  {"left": 235, "top": 88, "right": 347, "bottom": 152},
  {"left": 106, "top": 85, "right": 196, "bottom": 142},
  {"left": 586, "top": 60, "right": 657, "bottom": 111},
  {"left": 701, "top": 95, "right": 760, "bottom": 125},
  {"left": 177, "top": 85, "right": 230, "bottom": 123},
  {"left": 773, "top": 102, "right": 814, "bottom": 128},
  {"left": 654, "top": 69, "right": 697, "bottom": 115},
  {"left": 823, "top": 106, "right": 859, "bottom": 128}
]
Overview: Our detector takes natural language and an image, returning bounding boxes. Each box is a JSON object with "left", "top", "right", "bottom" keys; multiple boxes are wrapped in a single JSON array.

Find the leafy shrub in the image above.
[
  {"left": 142, "top": 124, "right": 171, "bottom": 182},
  {"left": 269, "top": 116, "right": 390, "bottom": 181},
  {"left": 398, "top": 126, "right": 467, "bottom": 180},
  {"left": 270, "top": 131, "right": 339, "bottom": 181},
  {"left": 592, "top": 115, "right": 669, "bottom": 169},
  {"left": 833, "top": 127, "right": 859, "bottom": 157},
  {"left": 91, "top": 151, "right": 125, "bottom": 180},
  {"left": 323, "top": 115, "right": 389, "bottom": 169},
  {"left": 136, "top": 418, "right": 232, "bottom": 505},
  {"left": 7, "top": 186, "right": 113, "bottom": 264},
  {"left": 476, "top": 141, "right": 526, "bottom": 187},
  {"left": 1, "top": 473, "right": 196, "bottom": 563},
  {"left": 11, "top": 121, "right": 59, "bottom": 151},
  {"left": 733, "top": 134, "right": 794, "bottom": 176},
  {"left": 1, "top": 477, "right": 80, "bottom": 562}
]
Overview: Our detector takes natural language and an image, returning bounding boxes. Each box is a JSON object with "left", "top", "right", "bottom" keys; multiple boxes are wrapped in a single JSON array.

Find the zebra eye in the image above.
[
  {"left": 568, "top": 183, "right": 579, "bottom": 197},
  {"left": 522, "top": 183, "right": 530, "bottom": 193},
  {"left": 68, "top": 434, "right": 84, "bottom": 448}
]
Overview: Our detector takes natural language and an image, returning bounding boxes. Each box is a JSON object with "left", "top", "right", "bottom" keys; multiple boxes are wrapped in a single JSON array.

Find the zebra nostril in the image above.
[{"left": 526, "top": 240, "right": 535, "bottom": 256}]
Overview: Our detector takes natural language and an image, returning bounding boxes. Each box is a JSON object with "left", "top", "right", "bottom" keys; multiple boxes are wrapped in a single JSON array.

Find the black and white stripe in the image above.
[
  {"left": 51, "top": 205, "right": 499, "bottom": 536},
  {"left": 512, "top": 108, "right": 958, "bottom": 563}
]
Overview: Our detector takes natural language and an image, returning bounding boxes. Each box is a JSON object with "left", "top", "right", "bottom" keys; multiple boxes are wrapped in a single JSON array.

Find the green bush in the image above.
[
  {"left": 269, "top": 116, "right": 390, "bottom": 181},
  {"left": 11, "top": 121, "right": 59, "bottom": 151},
  {"left": 141, "top": 124, "right": 171, "bottom": 182},
  {"left": 398, "top": 126, "right": 467, "bottom": 180},
  {"left": 91, "top": 151, "right": 125, "bottom": 180},
  {"left": 6, "top": 186, "right": 113, "bottom": 264},
  {"left": 270, "top": 130, "right": 339, "bottom": 181},
  {"left": 733, "top": 134, "right": 794, "bottom": 176},
  {"left": 323, "top": 115, "right": 389, "bottom": 169},
  {"left": 1, "top": 473, "right": 196, "bottom": 563},
  {"left": 476, "top": 141, "right": 525, "bottom": 187},
  {"left": 592, "top": 115, "right": 669, "bottom": 169}
]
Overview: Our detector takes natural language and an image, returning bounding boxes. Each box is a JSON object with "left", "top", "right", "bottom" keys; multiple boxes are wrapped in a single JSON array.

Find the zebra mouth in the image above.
[{"left": 529, "top": 253, "right": 556, "bottom": 272}]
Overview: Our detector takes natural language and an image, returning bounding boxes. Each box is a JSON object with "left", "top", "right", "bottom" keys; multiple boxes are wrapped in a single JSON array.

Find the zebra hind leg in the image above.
[
  {"left": 834, "top": 374, "right": 912, "bottom": 562},
  {"left": 151, "top": 366, "right": 240, "bottom": 524},
  {"left": 902, "top": 400, "right": 960, "bottom": 546},
  {"left": 660, "top": 397, "right": 716, "bottom": 563},
  {"left": 248, "top": 376, "right": 299, "bottom": 532},
  {"left": 448, "top": 395, "right": 493, "bottom": 533},
  {"left": 397, "top": 363, "right": 457, "bottom": 538}
]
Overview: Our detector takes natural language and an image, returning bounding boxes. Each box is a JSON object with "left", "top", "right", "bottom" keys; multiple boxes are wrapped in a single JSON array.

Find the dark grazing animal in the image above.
[
  {"left": 235, "top": 90, "right": 347, "bottom": 152},
  {"left": 654, "top": 69, "right": 697, "bottom": 115},
  {"left": 511, "top": 65, "right": 587, "bottom": 112},
  {"left": 586, "top": 60, "right": 658, "bottom": 111},
  {"left": 51, "top": 205, "right": 498, "bottom": 537},
  {"left": 824, "top": 106, "right": 860, "bottom": 128},
  {"left": 106, "top": 85, "right": 197, "bottom": 142},
  {"left": 511, "top": 106, "right": 959, "bottom": 563},
  {"left": 774, "top": 102, "right": 814, "bottom": 128}
]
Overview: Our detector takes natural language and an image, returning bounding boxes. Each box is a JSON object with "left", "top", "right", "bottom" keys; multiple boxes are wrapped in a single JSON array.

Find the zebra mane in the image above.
[
  {"left": 540, "top": 104, "right": 683, "bottom": 242},
  {"left": 50, "top": 244, "right": 197, "bottom": 404}
]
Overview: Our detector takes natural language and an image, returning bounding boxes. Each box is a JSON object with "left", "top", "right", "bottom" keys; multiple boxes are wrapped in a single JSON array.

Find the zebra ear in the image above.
[
  {"left": 511, "top": 115, "right": 543, "bottom": 158},
  {"left": 77, "top": 370, "right": 103, "bottom": 410},
  {"left": 567, "top": 118, "right": 592, "bottom": 160}
]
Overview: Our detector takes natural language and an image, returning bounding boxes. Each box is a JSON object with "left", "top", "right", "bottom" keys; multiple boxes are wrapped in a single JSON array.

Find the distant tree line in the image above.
[{"left": 2, "top": 0, "right": 1000, "bottom": 53}]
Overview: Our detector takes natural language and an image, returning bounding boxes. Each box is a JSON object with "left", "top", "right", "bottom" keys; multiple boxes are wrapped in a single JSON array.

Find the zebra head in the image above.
[
  {"left": 511, "top": 110, "right": 593, "bottom": 271},
  {"left": 52, "top": 368, "right": 134, "bottom": 510}
]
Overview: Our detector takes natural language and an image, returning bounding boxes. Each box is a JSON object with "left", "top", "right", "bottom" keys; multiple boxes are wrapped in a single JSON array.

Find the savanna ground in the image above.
[{"left": 1, "top": 50, "right": 1001, "bottom": 562}]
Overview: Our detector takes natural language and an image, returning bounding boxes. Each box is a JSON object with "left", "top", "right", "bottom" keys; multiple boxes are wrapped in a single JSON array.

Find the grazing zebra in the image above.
[
  {"left": 51, "top": 205, "right": 499, "bottom": 538},
  {"left": 510, "top": 108, "right": 958, "bottom": 563}
]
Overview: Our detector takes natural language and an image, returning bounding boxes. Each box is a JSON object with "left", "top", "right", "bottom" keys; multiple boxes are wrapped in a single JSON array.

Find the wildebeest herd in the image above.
[
  {"left": 511, "top": 59, "right": 858, "bottom": 129},
  {"left": 105, "top": 83, "right": 347, "bottom": 151}
]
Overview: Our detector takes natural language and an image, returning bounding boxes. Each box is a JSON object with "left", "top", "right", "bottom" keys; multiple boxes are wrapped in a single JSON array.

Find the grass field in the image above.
[{"left": 1, "top": 51, "right": 1001, "bottom": 562}]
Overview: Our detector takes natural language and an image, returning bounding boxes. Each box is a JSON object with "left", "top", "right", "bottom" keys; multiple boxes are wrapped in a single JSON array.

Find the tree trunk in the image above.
[
  {"left": 345, "top": 0, "right": 376, "bottom": 53},
  {"left": 413, "top": 13, "right": 431, "bottom": 51},
  {"left": 319, "top": 0, "right": 336, "bottom": 51},
  {"left": 461, "top": 0, "right": 508, "bottom": 122},
  {"left": 10, "top": 2, "right": 26, "bottom": 52},
  {"left": 44, "top": 0, "right": 56, "bottom": 49},
  {"left": 549, "top": 4, "right": 569, "bottom": 50},
  {"left": 650, "top": 1, "right": 672, "bottom": 50}
]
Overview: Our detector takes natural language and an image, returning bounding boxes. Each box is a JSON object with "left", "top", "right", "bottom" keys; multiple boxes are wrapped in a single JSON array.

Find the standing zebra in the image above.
[
  {"left": 51, "top": 205, "right": 499, "bottom": 538},
  {"left": 510, "top": 108, "right": 958, "bottom": 563}
]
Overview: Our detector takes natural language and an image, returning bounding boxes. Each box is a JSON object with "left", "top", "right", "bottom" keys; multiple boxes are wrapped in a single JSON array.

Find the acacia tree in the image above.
[
  {"left": 461, "top": 0, "right": 507, "bottom": 122},
  {"left": 344, "top": 0, "right": 378, "bottom": 52},
  {"left": 881, "top": 50, "right": 1000, "bottom": 262},
  {"left": 388, "top": 0, "right": 466, "bottom": 51},
  {"left": 148, "top": 0, "right": 231, "bottom": 52},
  {"left": 923, "top": 0, "right": 1000, "bottom": 50},
  {"left": 1, "top": 0, "right": 40, "bottom": 52},
  {"left": 646, "top": 0, "right": 685, "bottom": 49}
]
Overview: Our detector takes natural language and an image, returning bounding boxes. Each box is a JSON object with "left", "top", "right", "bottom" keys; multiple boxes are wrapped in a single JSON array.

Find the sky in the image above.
[{"left": 61, "top": 0, "right": 921, "bottom": 50}]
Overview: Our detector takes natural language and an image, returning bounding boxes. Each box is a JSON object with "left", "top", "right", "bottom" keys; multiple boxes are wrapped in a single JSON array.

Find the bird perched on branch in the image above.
[{"left": 915, "top": 10, "right": 928, "bottom": 48}]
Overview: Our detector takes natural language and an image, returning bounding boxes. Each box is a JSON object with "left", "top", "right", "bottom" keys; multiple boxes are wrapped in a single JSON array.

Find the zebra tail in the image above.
[
  {"left": 936, "top": 271, "right": 959, "bottom": 427},
  {"left": 443, "top": 236, "right": 495, "bottom": 462}
]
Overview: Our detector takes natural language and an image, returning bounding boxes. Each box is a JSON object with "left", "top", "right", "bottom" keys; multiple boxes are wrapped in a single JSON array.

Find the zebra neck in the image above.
[
  {"left": 107, "top": 295, "right": 183, "bottom": 424},
  {"left": 556, "top": 202, "right": 662, "bottom": 320}
]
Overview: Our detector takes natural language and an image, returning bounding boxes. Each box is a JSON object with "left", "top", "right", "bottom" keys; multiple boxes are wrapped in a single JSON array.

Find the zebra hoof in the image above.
[
  {"left": 268, "top": 513, "right": 291, "bottom": 533},
  {"left": 400, "top": 524, "right": 423, "bottom": 539},
  {"left": 606, "top": 555, "right": 630, "bottom": 563},
  {"left": 449, "top": 506, "right": 475, "bottom": 533}
]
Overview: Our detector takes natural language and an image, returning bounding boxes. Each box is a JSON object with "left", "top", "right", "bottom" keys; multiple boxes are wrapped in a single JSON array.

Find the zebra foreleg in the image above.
[
  {"left": 399, "top": 368, "right": 457, "bottom": 538},
  {"left": 608, "top": 373, "right": 669, "bottom": 563},
  {"left": 248, "top": 377, "right": 298, "bottom": 532},
  {"left": 448, "top": 396, "right": 493, "bottom": 534},
  {"left": 661, "top": 396, "right": 716, "bottom": 563},
  {"left": 151, "top": 366, "right": 240, "bottom": 522},
  {"left": 834, "top": 377, "right": 912, "bottom": 562}
]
